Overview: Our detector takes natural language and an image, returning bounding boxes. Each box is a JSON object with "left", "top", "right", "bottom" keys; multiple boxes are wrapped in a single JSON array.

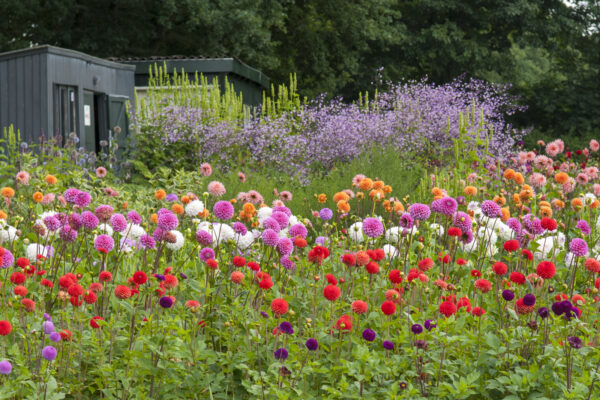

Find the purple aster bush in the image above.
[{"left": 133, "top": 77, "right": 525, "bottom": 178}]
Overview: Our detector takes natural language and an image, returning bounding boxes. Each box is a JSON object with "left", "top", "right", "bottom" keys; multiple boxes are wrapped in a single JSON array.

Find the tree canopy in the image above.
[{"left": 1, "top": 0, "right": 599, "bottom": 137}]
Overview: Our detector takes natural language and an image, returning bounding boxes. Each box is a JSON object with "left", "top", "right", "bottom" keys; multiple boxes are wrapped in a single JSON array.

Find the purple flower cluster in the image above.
[
  {"left": 136, "top": 78, "right": 526, "bottom": 178},
  {"left": 362, "top": 218, "right": 384, "bottom": 238}
]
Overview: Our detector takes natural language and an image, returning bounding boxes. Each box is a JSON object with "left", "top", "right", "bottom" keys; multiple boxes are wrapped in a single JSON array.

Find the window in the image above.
[{"left": 54, "top": 85, "right": 78, "bottom": 143}]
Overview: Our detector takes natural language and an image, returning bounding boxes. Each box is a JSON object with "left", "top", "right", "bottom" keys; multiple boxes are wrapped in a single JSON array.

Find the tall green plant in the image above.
[
  {"left": 135, "top": 62, "right": 250, "bottom": 124},
  {"left": 261, "top": 73, "right": 305, "bottom": 118}
]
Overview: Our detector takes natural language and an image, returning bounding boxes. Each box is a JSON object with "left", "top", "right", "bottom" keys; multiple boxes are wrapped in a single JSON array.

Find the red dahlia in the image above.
[
  {"left": 342, "top": 254, "right": 356, "bottom": 266},
  {"left": 10, "top": 272, "right": 26, "bottom": 285},
  {"left": 0, "top": 320, "right": 11, "bottom": 336},
  {"left": 474, "top": 279, "right": 492, "bottom": 293},
  {"left": 351, "top": 300, "right": 368, "bottom": 314},
  {"left": 271, "top": 298, "right": 288, "bottom": 315},
  {"left": 259, "top": 278, "right": 273, "bottom": 290},
  {"left": 418, "top": 258, "right": 434, "bottom": 271},
  {"left": 509, "top": 271, "right": 526, "bottom": 285},
  {"left": 163, "top": 274, "right": 179, "bottom": 289},
  {"left": 133, "top": 271, "right": 147, "bottom": 285},
  {"left": 67, "top": 283, "right": 83, "bottom": 297},
  {"left": 323, "top": 284, "right": 341, "bottom": 301},
  {"left": 381, "top": 300, "right": 397, "bottom": 315},
  {"left": 492, "top": 262, "right": 508, "bottom": 275},
  {"left": 307, "top": 246, "right": 329, "bottom": 264},
  {"left": 99, "top": 271, "right": 113, "bottom": 282},
  {"left": 326, "top": 274, "right": 338, "bottom": 285},
  {"left": 537, "top": 261, "right": 556, "bottom": 279},
  {"left": 503, "top": 240, "right": 519, "bottom": 252},
  {"left": 232, "top": 256, "right": 246, "bottom": 267},
  {"left": 247, "top": 261, "right": 260, "bottom": 271},
  {"left": 90, "top": 316, "right": 103, "bottom": 329},
  {"left": 448, "top": 227, "right": 462, "bottom": 237},
  {"left": 114, "top": 285, "right": 132, "bottom": 299},
  {"left": 439, "top": 301, "right": 457, "bottom": 317},
  {"left": 365, "top": 261, "right": 380, "bottom": 274},
  {"left": 388, "top": 269, "right": 402, "bottom": 284},
  {"left": 515, "top": 298, "right": 534, "bottom": 315},
  {"left": 585, "top": 258, "right": 600, "bottom": 273},
  {"left": 541, "top": 217, "right": 557, "bottom": 231},
  {"left": 335, "top": 315, "right": 353, "bottom": 331},
  {"left": 21, "top": 298, "right": 35, "bottom": 312},
  {"left": 472, "top": 307, "right": 486, "bottom": 317},
  {"left": 83, "top": 289, "right": 97, "bottom": 304}
]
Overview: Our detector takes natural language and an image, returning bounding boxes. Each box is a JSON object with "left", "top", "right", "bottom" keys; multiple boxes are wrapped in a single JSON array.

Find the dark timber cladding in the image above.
[
  {"left": 112, "top": 56, "right": 270, "bottom": 106},
  {"left": 0, "top": 45, "right": 135, "bottom": 153}
]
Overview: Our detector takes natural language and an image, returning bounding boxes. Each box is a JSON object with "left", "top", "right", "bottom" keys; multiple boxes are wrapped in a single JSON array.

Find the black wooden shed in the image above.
[
  {"left": 0, "top": 45, "right": 135, "bottom": 152},
  {"left": 110, "top": 56, "right": 270, "bottom": 106}
]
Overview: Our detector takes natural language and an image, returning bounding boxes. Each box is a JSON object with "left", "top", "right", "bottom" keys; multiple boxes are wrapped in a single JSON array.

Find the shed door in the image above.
[
  {"left": 54, "top": 85, "right": 78, "bottom": 143},
  {"left": 107, "top": 95, "right": 129, "bottom": 159},
  {"left": 108, "top": 95, "right": 128, "bottom": 135}
]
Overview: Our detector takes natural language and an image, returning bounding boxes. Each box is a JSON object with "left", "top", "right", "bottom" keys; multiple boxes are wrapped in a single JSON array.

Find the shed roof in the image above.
[
  {"left": 108, "top": 56, "right": 270, "bottom": 89},
  {"left": 0, "top": 45, "right": 136, "bottom": 71}
]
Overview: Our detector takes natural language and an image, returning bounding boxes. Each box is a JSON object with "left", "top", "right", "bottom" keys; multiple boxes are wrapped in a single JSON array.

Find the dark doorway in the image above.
[
  {"left": 94, "top": 93, "right": 108, "bottom": 154},
  {"left": 83, "top": 90, "right": 95, "bottom": 151},
  {"left": 53, "top": 85, "right": 77, "bottom": 144}
]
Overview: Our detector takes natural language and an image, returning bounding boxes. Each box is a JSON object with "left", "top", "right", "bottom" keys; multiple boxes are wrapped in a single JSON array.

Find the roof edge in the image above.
[
  {"left": 117, "top": 57, "right": 270, "bottom": 88},
  {"left": 0, "top": 45, "right": 136, "bottom": 71}
]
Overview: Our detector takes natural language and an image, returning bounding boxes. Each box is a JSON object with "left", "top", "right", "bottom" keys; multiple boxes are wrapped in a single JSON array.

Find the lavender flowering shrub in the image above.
[{"left": 133, "top": 77, "right": 527, "bottom": 178}]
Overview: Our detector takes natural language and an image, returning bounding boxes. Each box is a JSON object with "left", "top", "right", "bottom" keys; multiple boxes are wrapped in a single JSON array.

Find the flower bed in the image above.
[{"left": 0, "top": 139, "right": 599, "bottom": 398}]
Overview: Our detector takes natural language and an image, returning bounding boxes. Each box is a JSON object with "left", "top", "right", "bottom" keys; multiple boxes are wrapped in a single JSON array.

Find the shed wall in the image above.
[
  {"left": 46, "top": 53, "right": 134, "bottom": 146},
  {"left": 0, "top": 52, "right": 48, "bottom": 142}
]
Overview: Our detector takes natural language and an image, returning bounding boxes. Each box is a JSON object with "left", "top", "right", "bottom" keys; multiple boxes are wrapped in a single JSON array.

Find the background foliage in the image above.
[{"left": 2, "top": 0, "right": 599, "bottom": 139}]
